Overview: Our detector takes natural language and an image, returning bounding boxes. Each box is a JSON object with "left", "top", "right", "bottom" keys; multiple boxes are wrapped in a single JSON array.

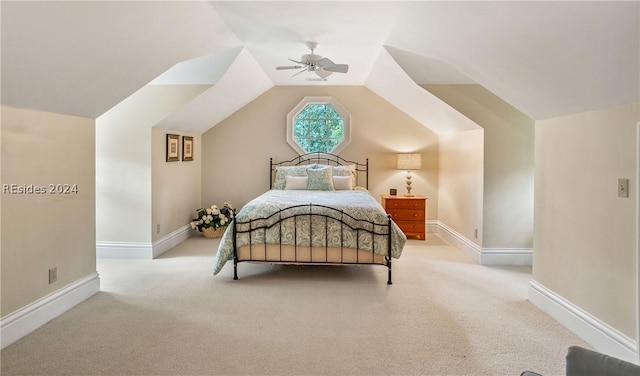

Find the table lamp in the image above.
[{"left": 396, "top": 153, "right": 422, "bottom": 196}]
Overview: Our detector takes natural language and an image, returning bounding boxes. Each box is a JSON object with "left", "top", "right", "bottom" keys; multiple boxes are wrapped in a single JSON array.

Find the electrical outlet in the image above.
[
  {"left": 156, "top": 224, "right": 160, "bottom": 233},
  {"left": 49, "top": 267, "right": 57, "bottom": 284},
  {"left": 474, "top": 229, "right": 479, "bottom": 238},
  {"left": 618, "top": 178, "right": 629, "bottom": 198}
]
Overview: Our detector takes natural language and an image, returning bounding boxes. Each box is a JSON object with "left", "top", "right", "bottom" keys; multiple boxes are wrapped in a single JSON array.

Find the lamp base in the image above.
[{"left": 405, "top": 172, "right": 414, "bottom": 197}]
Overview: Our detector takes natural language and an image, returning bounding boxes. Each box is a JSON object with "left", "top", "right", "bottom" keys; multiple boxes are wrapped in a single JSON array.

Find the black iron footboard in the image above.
[{"left": 232, "top": 203, "right": 394, "bottom": 284}]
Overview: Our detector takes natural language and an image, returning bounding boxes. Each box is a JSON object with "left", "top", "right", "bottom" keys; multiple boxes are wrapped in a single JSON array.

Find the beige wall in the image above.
[
  {"left": 96, "top": 85, "right": 209, "bottom": 243},
  {"left": 151, "top": 128, "right": 201, "bottom": 241},
  {"left": 424, "top": 85, "right": 534, "bottom": 249},
  {"left": 534, "top": 104, "right": 639, "bottom": 339},
  {"left": 438, "top": 129, "right": 484, "bottom": 245},
  {"left": 1, "top": 106, "right": 96, "bottom": 316},
  {"left": 202, "top": 86, "right": 439, "bottom": 214}
]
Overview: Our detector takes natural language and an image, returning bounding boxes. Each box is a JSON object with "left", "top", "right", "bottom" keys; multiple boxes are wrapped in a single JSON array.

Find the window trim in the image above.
[{"left": 286, "top": 96, "right": 351, "bottom": 155}]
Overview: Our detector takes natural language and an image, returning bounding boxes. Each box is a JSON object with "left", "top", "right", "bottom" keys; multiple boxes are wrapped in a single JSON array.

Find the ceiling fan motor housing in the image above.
[{"left": 301, "top": 54, "right": 322, "bottom": 65}]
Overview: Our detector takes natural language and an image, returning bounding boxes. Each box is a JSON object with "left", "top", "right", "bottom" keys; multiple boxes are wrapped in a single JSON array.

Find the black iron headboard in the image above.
[{"left": 270, "top": 152, "right": 369, "bottom": 189}]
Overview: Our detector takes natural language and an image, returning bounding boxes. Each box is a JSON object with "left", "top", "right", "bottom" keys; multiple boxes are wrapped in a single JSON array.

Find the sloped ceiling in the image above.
[
  {"left": 366, "top": 47, "right": 479, "bottom": 134},
  {"left": 155, "top": 48, "right": 274, "bottom": 133},
  {"left": 384, "top": 1, "right": 640, "bottom": 120},
  {"left": 1, "top": 1, "right": 241, "bottom": 118},
  {"left": 2, "top": 1, "right": 638, "bottom": 133}
]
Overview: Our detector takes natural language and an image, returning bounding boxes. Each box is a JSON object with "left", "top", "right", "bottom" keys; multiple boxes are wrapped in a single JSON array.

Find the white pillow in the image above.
[
  {"left": 285, "top": 176, "right": 308, "bottom": 190},
  {"left": 273, "top": 165, "right": 314, "bottom": 190},
  {"left": 333, "top": 165, "right": 357, "bottom": 189},
  {"left": 333, "top": 175, "right": 353, "bottom": 190}
]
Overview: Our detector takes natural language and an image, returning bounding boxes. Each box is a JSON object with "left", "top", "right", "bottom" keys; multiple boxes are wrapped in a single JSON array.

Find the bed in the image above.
[{"left": 213, "top": 152, "right": 407, "bottom": 284}]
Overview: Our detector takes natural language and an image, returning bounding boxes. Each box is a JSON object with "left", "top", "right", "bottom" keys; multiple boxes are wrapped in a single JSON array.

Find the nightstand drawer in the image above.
[
  {"left": 396, "top": 221, "right": 426, "bottom": 233},
  {"left": 387, "top": 209, "right": 425, "bottom": 221},
  {"left": 384, "top": 199, "right": 425, "bottom": 210}
]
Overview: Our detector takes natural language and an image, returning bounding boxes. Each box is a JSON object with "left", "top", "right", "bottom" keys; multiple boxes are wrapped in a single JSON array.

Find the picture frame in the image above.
[
  {"left": 182, "top": 136, "right": 194, "bottom": 161},
  {"left": 166, "top": 134, "right": 180, "bottom": 162}
]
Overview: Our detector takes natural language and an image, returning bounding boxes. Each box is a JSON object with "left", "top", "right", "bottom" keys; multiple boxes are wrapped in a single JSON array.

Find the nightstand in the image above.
[{"left": 381, "top": 195, "right": 426, "bottom": 240}]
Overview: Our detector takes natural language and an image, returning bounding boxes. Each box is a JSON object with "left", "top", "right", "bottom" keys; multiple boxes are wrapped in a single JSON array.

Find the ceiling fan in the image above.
[{"left": 275, "top": 42, "right": 349, "bottom": 80}]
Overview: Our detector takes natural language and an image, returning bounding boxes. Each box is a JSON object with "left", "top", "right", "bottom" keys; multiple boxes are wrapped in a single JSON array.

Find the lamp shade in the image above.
[{"left": 396, "top": 153, "right": 422, "bottom": 170}]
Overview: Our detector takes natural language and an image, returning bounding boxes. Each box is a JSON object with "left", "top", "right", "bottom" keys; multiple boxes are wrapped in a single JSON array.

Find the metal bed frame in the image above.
[{"left": 232, "top": 152, "right": 394, "bottom": 284}]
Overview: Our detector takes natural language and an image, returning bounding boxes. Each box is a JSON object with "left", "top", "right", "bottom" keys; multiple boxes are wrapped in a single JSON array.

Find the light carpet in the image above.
[{"left": 0, "top": 234, "right": 588, "bottom": 375}]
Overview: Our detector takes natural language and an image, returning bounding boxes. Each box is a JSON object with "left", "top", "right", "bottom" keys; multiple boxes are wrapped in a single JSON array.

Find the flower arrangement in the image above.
[{"left": 190, "top": 202, "right": 234, "bottom": 232}]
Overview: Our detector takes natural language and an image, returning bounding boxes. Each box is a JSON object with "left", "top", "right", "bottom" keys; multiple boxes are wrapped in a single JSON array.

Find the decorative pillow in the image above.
[
  {"left": 285, "top": 176, "right": 308, "bottom": 190},
  {"left": 272, "top": 165, "right": 313, "bottom": 190},
  {"left": 307, "top": 166, "right": 335, "bottom": 191},
  {"left": 333, "top": 165, "right": 357, "bottom": 189},
  {"left": 333, "top": 175, "right": 353, "bottom": 190}
]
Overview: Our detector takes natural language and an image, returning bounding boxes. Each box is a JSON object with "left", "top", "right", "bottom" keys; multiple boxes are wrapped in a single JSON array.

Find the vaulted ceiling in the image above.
[{"left": 2, "top": 1, "right": 638, "bottom": 134}]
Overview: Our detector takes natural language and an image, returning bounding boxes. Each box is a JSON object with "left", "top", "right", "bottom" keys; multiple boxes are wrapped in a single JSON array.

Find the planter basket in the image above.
[{"left": 202, "top": 226, "right": 225, "bottom": 238}]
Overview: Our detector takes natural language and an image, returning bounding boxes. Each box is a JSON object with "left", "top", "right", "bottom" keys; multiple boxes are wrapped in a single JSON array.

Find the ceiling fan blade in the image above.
[
  {"left": 288, "top": 58, "right": 306, "bottom": 65},
  {"left": 291, "top": 68, "right": 308, "bottom": 77},
  {"left": 316, "top": 69, "right": 332, "bottom": 79},
  {"left": 276, "top": 65, "right": 303, "bottom": 70},
  {"left": 315, "top": 57, "right": 334, "bottom": 68},
  {"left": 323, "top": 64, "right": 349, "bottom": 74},
  {"left": 315, "top": 58, "right": 348, "bottom": 73}
]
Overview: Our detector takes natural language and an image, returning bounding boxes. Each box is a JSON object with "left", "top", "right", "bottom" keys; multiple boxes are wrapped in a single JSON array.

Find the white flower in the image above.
[{"left": 192, "top": 203, "right": 232, "bottom": 232}]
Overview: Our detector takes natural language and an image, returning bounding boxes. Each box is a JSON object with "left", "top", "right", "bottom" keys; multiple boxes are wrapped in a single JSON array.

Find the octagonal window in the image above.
[{"left": 287, "top": 97, "right": 350, "bottom": 155}]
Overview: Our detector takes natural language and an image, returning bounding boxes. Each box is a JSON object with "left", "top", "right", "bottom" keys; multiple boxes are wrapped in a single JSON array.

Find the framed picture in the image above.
[
  {"left": 182, "top": 136, "right": 194, "bottom": 161},
  {"left": 166, "top": 134, "right": 179, "bottom": 162}
]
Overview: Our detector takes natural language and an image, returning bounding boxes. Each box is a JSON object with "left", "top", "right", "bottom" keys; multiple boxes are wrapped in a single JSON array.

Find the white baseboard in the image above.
[
  {"left": 481, "top": 248, "right": 533, "bottom": 266},
  {"left": 96, "top": 240, "right": 153, "bottom": 259},
  {"left": 437, "top": 221, "right": 482, "bottom": 263},
  {"left": 436, "top": 221, "right": 532, "bottom": 266},
  {"left": 1, "top": 272, "right": 100, "bottom": 349},
  {"left": 97, "top": 225, "right": 193, "bottom": 259},
  {"left": 529, "top": 279, "right": 638, "bottom": 364},
  {"left": 426, "top": 220, "right": 439, "bottom": 234},
  {"left": 151, "top": 225, "right": 193, "bottom": 258}
]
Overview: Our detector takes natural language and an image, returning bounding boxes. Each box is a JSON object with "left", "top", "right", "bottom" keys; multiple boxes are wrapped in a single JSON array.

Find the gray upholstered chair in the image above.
[
  {"left": 521, "top": 346, "right": 640, "bottom": 376},
  {"left": 565, "top": 346, "right": 640, "bottom": 376}
]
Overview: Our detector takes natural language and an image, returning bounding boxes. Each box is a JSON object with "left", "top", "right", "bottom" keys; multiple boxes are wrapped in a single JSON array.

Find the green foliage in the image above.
[{"left": 293, "top": 104, "right": 344, "bottom": 153}]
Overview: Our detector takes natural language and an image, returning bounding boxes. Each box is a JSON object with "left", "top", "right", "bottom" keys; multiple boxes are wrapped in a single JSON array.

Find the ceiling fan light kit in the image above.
[{"left": 275, "top": 42, "right": 349, "bottom": 80}]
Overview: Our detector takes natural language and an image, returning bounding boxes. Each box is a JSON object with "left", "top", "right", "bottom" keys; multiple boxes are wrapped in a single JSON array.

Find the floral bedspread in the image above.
[{"left": 213, "top": 189, "right": 407, "bottom": 275}]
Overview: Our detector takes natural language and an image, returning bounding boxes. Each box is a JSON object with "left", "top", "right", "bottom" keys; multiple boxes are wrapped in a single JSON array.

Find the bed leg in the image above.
[
  {"left": 233, "top": 258, "right": 238, "bottom": 280},
  {"left": 387, "top": 258, "right": 392, "bottom": 285}
]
